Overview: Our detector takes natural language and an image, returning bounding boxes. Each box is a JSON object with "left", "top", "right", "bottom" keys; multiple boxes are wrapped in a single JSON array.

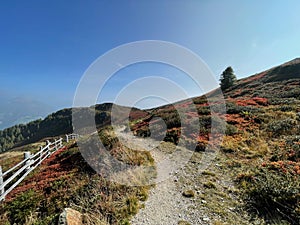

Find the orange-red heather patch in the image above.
[
  {"left": 176, "top": 101, "right": 192, "bottom": 108},
  {"left": 195, "top": 102, "right": 209, "bottom": 107},
  {"left": 232, "top": 97, "right": 268, "bottom": 107},
  {"left": 156, "top": 105, "right": 177, "bottom": 115},
  {"left": 185, "top": 111, "right": 198, "bottom": 118},
  {"left": 5, "top": 146, "right": 78, "bottom": 202},
  {"left": 241, "top": 71, "right": 267, "bottom": 83},
  {"left": 196, "top": 135, "right": 208, "bottom": 143},
  {"left": 261, "top": 160, "right": 300, "bottom": 175},
  {"left": 252, "top": 97, "right": 268, "bottom": 106},
  {"left": 188, "top": 133, "right": 209, "bottom": 147},
  {"left": 225, "top": 114, "right": 253, "bottom": 130},
  {"left": 41, "top": 146, "right": 67, "bottom": 164},
  {"left": 129, "top": 110, "right": 149, "bottom": 121},
  {"left": 235, "top": 99, "right": 258, "bottom": 106}
]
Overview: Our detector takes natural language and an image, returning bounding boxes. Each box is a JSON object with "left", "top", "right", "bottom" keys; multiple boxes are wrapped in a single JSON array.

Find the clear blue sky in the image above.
[{"left": 1, "top": 0, "right": 300, "bottom": 112}]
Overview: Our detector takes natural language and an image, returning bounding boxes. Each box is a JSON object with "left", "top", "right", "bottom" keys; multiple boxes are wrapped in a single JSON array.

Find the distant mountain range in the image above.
[
  {"left": 0, "top": 97, "right": 54, "bottom": 130},
  {"left": 0, "top": 103, "right": 146, "bottom": 152}
]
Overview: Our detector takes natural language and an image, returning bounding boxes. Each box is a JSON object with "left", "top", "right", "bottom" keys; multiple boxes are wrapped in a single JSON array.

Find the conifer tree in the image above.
[{"left": 220, "top": 66, "right": 236, "bottom": 90}]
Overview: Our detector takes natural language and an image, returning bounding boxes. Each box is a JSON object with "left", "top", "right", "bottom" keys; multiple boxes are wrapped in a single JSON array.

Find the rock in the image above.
[
  {"left": 58, "top": 210, "right": 66, "bottom": 225},
  {"left": 58, "top": 208, "right": 82, "bottom": 225},
  {"left": 182, "top": 190, "right": 195, "bottom": 198},
  {"left": 202, "top": 217, "right": 210, "bottom": 222},
  {"left": 178, "top": 220, "right": 191, "bottom": 225}
]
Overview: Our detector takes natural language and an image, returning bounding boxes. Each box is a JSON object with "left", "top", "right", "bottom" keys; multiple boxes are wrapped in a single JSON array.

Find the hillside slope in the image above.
[
  {"left": 0, "top": 128, "right": 156, "bottom": 225},
  {"left": 0, "top": 58, "right": 299, "bottom": 225},
  {"left": 0, "top": 103, "right": 147, "bottom": 153},
  {"left": 130, "top": 58, "right": 300, "bottom": 224}
]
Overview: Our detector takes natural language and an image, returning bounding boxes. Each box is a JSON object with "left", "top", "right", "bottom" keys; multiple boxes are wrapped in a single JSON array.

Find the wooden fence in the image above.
[
  {"left": 0, "top": 138, "right": 66, "bottom": 201},
  {"left": 65, "top": 133, "right": 80, "bottom": 143}
]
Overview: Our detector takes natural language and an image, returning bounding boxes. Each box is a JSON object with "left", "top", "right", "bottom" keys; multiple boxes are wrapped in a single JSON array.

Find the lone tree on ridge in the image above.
[{"left": 219, "top": 66, "right": 237, "bottom": 91}]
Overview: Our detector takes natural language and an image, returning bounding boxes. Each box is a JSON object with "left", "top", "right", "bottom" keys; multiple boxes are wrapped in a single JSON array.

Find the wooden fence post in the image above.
[
  {"left": 46, "top": 140, "right": 51, "bottom": 157},
  {"left": 0, "top": 138, "right": 68, "bottom": 202},
  {"left": 54, "top": 139, "right": 57, "bottom": 151},
  {"left": 40, "top": 146, "right": 43, "bottom": 163},
  {"left": 0, "top": 166, "right": 4, "bottom": 195},
  {"left": 24, "top": 152, "right": 31, "bottom": 171}
]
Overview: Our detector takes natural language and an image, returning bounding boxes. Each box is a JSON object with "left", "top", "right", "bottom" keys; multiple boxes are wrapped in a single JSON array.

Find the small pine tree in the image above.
[{"left": 219, "top": 66, "right": 237, "bottom": 90}]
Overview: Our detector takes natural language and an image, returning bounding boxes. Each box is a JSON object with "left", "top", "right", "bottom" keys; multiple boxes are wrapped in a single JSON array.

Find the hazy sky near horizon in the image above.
[{"left": 1, "top": 0, "right": 300, "bottom": 111}]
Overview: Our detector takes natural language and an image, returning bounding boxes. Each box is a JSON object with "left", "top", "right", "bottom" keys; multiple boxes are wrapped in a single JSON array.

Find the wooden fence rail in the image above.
[
  {"left": 65, "top": 133, "right": 80, "bottom": 143},
  {"left": 0, "top": 137, "right": 65, "bottom": 201}
]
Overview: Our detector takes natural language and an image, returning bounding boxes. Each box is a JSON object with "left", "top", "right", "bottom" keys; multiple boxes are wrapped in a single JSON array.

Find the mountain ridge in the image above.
[
  {"left": 0, "top": 58, "right": 300, "bottom": 224},
  {"left": 1, "top": 58, "right": 300, "bottom": 152}
]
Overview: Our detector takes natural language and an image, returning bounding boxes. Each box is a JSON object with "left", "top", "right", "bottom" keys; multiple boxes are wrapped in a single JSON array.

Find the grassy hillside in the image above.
[
  {"left": 0, "top": 103, "right": 146, "bottom": 153},
  {"left": 0, "top": 126, "right": 156, "bottom": 225},
  {"left": 0, "top": 58, "right": 299, "bottom": 224},
  {"left": 130, "top": 58, "right": 300, "bottom": 224}
]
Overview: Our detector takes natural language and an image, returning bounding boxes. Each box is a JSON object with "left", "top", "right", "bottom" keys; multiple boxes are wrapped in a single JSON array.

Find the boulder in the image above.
[{"left": 58, "top": 208, "right": 82, "bottom": 225}]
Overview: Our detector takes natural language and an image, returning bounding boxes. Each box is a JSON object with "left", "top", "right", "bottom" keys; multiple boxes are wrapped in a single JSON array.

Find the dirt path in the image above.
[{"left": 116, "top": 129, "right": 253, "bottom": 225}]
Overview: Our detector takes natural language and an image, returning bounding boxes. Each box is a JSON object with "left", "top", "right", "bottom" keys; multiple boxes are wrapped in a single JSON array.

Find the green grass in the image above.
[{"left": 0, "top": 126, "right": 156, "bottom": 225}]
